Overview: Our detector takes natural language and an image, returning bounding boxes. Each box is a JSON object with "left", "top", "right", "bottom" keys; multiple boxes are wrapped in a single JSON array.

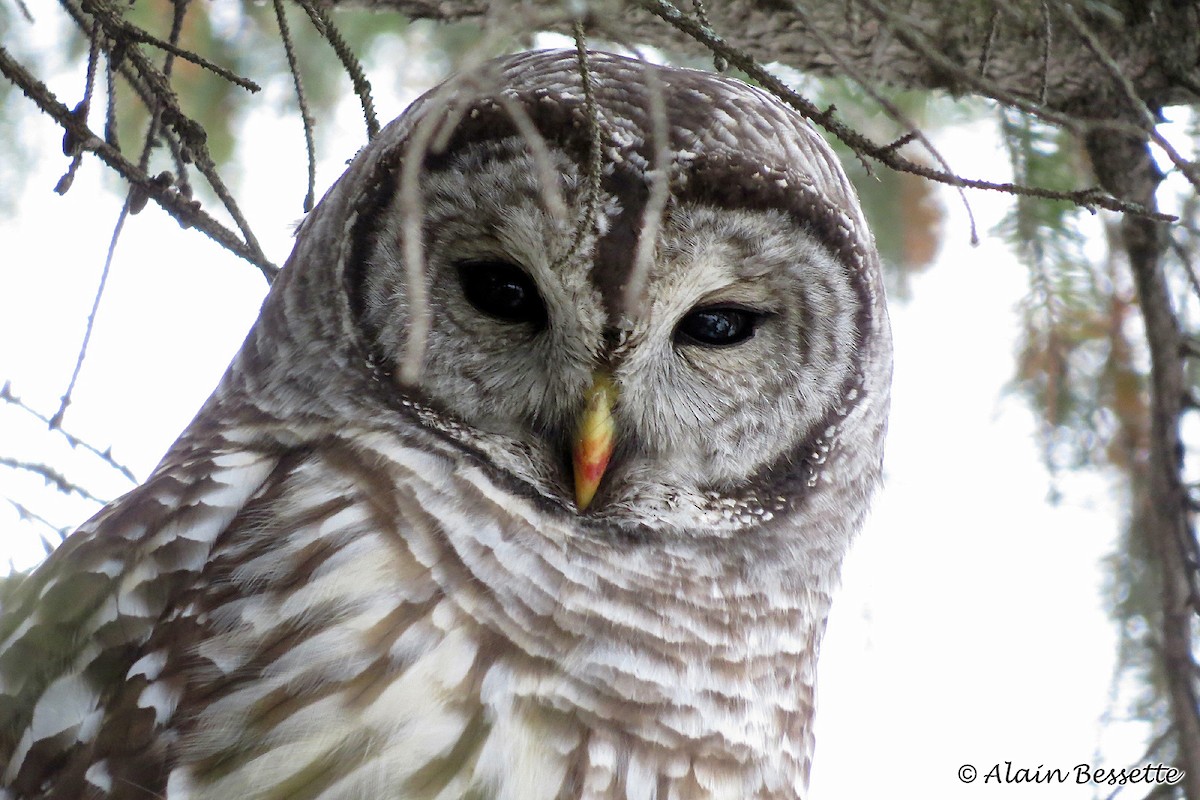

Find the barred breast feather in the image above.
[{"left": 1, "top": 422, "right": 827, "bottom": 798}]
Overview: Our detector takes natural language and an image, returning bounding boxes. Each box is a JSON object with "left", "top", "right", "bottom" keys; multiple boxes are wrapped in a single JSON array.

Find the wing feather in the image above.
[{"left": 0, "top": 442, "right": 280, "bottom": 797}]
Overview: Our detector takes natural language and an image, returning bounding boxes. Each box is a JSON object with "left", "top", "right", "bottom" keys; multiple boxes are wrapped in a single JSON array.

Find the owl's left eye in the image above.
[
  {"left": 675, "top": 306, "right": 766, "bottom": 347},
  {"left": 457, "top": 261, "right": 547, "bottom": 327}
]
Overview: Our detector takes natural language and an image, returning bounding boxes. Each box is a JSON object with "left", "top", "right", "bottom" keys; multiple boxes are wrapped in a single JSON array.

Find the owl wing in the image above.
[
  {"left": 0, "top": 428, "right": 576, "bottom": 800},
  {"left": 0, "top": 436, "right": 281, "bottom": 798}
]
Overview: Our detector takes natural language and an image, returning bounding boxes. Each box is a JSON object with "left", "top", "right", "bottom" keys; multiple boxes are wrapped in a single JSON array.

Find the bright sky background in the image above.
[{"left": 0, "top": 13, "right": 1171, "bottom": 799}]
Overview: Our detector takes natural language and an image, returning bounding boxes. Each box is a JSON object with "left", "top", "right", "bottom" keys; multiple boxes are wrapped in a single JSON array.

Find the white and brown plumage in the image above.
[{"left": 0, "top": 50, "right": 891, "bottom": 799}]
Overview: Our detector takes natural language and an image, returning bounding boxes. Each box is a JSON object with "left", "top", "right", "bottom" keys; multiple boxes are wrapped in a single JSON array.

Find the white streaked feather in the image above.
[
  {"left": 2, "top": 731, "right": 33, "bottom": 787},
  {"left": 471, "top": 661, "right": 581, "bottom": 800},
  {"left": 362, "top": 624, "right": 477, "bottom": 728},
  {"left": 324, "top": 704, "right": 473, "bottom": 798},
  {"left": 387, "top": 614, "right": 445, "bottom": 665},
  {"left": 84, "top": 760, "right": 114, "bottom": 793},
  {"left": 127, "top": 650, "right": 168, "bottom": 682},
  {"left": 187, "top": 695, "right": 369, "bottom": 799},
  {"left": 692, "top": 759, "right": 753, "bottom": 800},
  {"left": 583, "top": 733, "right": 619, "bottom": 794},
  {"left": 137, "top": 680, "right": 181, "bottom": 726},
  {"left": 76, "top": 707, "right": 104, "bottom": 743},
  {"left": 3, "top": 673, "right": 98, "bottom": 784},
  {"left": 28, "top": 673, "right": 98, "bottom": 741},
  {"left": 624, "top": 750, "right": 657, "bottom": 800}
]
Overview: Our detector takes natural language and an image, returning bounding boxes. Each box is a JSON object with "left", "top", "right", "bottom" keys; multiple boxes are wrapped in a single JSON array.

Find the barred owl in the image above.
[{"left": 0, "top": 50, "right": 890, "bottom": 799}]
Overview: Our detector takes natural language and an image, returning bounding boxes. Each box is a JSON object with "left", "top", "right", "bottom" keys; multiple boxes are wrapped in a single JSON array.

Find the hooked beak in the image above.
[{"left": 572, "top": 370, "right": 617, "bottom": 511}]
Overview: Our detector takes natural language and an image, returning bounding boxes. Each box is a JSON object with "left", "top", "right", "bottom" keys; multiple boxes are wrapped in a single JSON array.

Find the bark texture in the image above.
[
  {"left": 351, "top": 0, "right": 1200, "bottom": 117},
  {"left": 1087, "top": 129, "right": 1200, "bottom": 798}
]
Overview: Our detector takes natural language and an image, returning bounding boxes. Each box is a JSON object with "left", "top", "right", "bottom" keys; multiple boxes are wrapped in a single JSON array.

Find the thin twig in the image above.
[
  {"left": 59, "top": 0, "right": 190, "bottom": 202},
  {"left": 119, "top": 25, "right": 261, "bottom": 92},
  {"left": 0, "top": 458, "right": 107, "bottom": 504},
  {"left": 295, "top": 0, "right": 380, "bottom": 140},
  {"left": 1056, "top": 2, "right": 1155, "bottom": 129},
  {"left": 423, "top": 21, "right": 531, "bottom": 155},
  {"left": 864, "top": 0, "right": 1080, "bottom": 131},
  {"left": 187, "top": 143, "right": 271, "bottom": 268},
  {"left": 880, "top": 0, "right": 1197, "bottom": 201},
  {"left": 871, "top": 0, "right": 1190, "bottom": 195},
  {"left": 690, "top": 0, "right": 726, "bottom": 71},
  {"left": 1, "top": 384, "right": 137, "bottom": 483},
  {"left": 1039, "top": 0, "right": 1051, "bottom": 107},
  {"left": 274, "top": 0, "right": 317, "bottom": 212},
  {"left": 1170, "top": 237, "right": 1200, "bottom": 307},
  {"left": 623, "top": 44, "right": 671, "bottom": 321},
  {"left": 563, "top": 22, "right": 605, "bottom": 265},
  {"left": 978, "top": 6, "right": 999, "bottom": 79},
  {"left": 5, "top": 500, "right": 71, "bottom": 546},
  {"left": 56, "top": 0, "right": 220, "bottom": 427},
  {"left": 60, "top": 0, "right": 272, "bottom": 269},
  {"left": 0, "top": 44, "right": 278, "bottom": 277},
  {"left": 493, "top": 90, "right": 569, "bottom": 222},
  {"left": 51, "top": 193, "right": 133, "bottom": 430},
  {"left": 397, "top": 83, "right": 459, "bottom": 382},
  {"left": 103, "top": 48, "right": 118, "bottom": 147},
  {"left": 55, "top": 18, "right": 102, "bottom": 195},
  {"left": 81, "top": 17, "right": 101, "bottom": 137}
]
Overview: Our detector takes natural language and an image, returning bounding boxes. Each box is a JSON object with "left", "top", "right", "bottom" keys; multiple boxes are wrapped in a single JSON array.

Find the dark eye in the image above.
[
  {"left": 457, "top": 261, "right": 547, "bottom": 327},
  {"left": 675, "top": 306, "right": 764, "bottom": 347}
]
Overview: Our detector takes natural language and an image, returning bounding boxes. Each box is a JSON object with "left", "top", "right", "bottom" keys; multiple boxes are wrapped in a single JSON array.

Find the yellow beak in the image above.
[{"left": 572, "top": 371, "right": 617, "bottom": 511}]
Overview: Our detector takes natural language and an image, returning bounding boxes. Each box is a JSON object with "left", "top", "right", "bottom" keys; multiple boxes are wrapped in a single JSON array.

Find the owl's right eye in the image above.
[{"left": 456, "top": 261, "right": 547, "bottom": 327}]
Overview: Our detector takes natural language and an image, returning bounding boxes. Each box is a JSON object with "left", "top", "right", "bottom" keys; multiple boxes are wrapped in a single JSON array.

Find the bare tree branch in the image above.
[
  {"left": 1057, "top": 2, "right": 1200, "bottom": 193},
  {"left": 295, "top": 0, "right": 380, "bottom": 140},
  {"left": 632, "top": 0, "right": 1175, "bottom": 221},
  {"left": 4, "top": 500, "right": 70, "bottom": 548},
  {"left": 0, "top": 44, "right": 279, "bottom": 279},
  {"left": 0, "top": 457, "right": 107, "bottom": 504},
  {"left": 1086, "top": 128, "right": 1200, "bottom": 798},
  {"left": 273, "top": 0, "right": 318, "bottom": 213},
  {"left": 0, "top": 384, "right": 137, "bottom": 484},
  {"left": 57, "top": 0, "right": 273, "bottom": 269}
]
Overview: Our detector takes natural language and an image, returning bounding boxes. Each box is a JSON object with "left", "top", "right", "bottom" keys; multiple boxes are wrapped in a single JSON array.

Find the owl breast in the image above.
[{"left": 151, "top": 429, "right": 824, "bottom": 800}]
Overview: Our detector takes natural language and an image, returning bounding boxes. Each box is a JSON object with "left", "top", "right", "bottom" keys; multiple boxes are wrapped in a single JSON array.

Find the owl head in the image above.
[{"left": 218, "top": 49, "right": 891, "bottom": 547}]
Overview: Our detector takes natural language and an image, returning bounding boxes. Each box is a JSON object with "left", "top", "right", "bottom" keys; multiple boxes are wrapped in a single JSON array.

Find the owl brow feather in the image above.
[
  {"left": 271, "top": 0, "right": 317, "bottom": 214},
  {"left": 424, "top": 17, "right": 532, "bottom": 155},
  {"left": 491, "top": 92, "right": 570, "bottom": 223}
]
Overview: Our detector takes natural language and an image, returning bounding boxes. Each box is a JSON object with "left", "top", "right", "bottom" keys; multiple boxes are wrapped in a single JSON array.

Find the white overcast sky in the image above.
[{"left": 0, "top": 13, "right": 1182, "bottom": 799}]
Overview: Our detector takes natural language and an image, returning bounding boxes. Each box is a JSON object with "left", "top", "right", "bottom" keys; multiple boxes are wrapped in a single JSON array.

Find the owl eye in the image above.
[
  {"left": 675, "top": 306, "right": 764, "bottom": 347},
  {"left": 457, "top": 261, "right": 547, "bottom": 327}
]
